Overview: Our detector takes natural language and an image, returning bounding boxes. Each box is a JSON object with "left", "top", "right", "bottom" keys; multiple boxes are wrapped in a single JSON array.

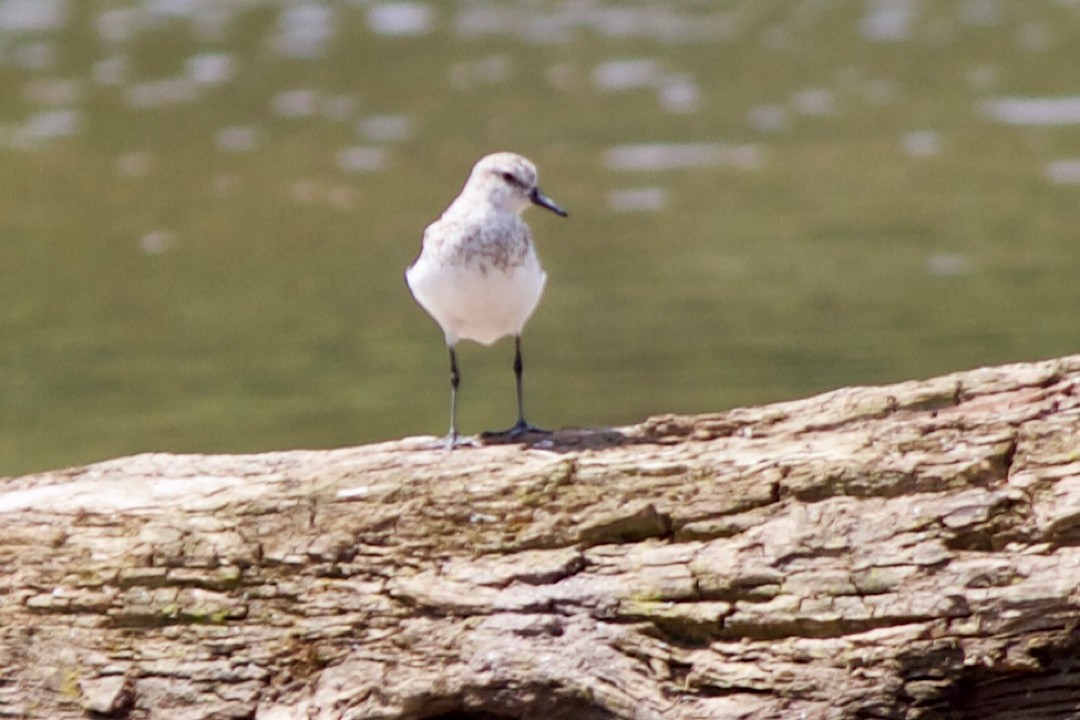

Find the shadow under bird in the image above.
[{"left": 405, "top": 152, "right": 568, "bottom": 449}]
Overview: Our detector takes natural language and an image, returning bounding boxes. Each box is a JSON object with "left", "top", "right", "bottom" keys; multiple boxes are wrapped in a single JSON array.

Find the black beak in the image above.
[{"left": 530, "top": 186, "right": 568, "bottom": 217}]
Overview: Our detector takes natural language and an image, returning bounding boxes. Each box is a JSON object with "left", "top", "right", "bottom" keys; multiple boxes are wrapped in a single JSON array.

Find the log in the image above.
[{"left": 3, "top": 355, "right": 1080, "bottom": 720}]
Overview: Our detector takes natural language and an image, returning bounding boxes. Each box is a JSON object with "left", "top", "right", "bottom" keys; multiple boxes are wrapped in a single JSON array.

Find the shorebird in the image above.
[{"left": 405, "top": 152, "right": 568, "bottom": 448}]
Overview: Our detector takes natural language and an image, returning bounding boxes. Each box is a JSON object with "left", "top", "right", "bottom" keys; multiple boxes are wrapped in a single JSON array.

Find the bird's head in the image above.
[{"left": 465, "top": 152, "right": 568, "bottom": 218}]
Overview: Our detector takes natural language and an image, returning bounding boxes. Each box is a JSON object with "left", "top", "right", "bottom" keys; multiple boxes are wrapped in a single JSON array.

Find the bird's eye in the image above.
[{"left": 500, "top": 172, "right": 517, "bottom": 186}]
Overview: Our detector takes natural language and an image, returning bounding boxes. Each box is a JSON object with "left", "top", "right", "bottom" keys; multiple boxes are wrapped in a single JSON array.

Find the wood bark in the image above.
[{"left": 3, "top": 356, "right": 1080, "bottom": 720}]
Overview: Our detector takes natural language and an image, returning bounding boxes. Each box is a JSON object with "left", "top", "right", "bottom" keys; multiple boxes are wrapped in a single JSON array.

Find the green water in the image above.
[{"left": 2, "top": 1, "right": 1080, "bottom": 476}]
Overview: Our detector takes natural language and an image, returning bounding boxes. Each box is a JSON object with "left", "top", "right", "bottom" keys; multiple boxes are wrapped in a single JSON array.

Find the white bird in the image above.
[{"left": 405, "top": 152, "right": 568, "bottom": 448}]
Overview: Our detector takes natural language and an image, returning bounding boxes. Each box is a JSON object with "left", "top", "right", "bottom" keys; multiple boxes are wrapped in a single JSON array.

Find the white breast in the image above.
[{"left": 406, "top": 251, "right": 547, "bottom": 346}]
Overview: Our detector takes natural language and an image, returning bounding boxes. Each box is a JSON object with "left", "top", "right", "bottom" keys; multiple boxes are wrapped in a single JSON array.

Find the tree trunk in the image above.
[{"left": 3, "top": 356, "right": 1080, "bottom": 720}]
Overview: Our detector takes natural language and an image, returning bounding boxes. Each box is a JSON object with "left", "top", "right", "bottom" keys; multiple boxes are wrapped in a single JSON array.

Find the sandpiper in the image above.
[{"left": 405, "top": 152, "right": 568, "bottom": 448}]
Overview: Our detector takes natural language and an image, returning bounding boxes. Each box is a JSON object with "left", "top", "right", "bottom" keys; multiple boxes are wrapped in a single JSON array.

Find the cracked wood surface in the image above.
[{"left": 3, "top": 355, "right": 1080, "bottom": 719}]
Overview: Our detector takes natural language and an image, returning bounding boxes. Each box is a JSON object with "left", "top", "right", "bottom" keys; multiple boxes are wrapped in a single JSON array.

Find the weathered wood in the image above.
[{"left": 3, "top": 356, "right": 1080, "bottom": 720}]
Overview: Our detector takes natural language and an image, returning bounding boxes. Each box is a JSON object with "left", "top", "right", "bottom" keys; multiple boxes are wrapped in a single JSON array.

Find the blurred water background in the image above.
[{"left": 2, "top": 0, "right": 1080, "bottom": 476}]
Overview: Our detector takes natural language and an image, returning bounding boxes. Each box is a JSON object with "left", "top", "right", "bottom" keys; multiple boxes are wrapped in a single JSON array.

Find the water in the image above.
[{"left": 2, "top": 0, "right": 1080, "bottom": 476}]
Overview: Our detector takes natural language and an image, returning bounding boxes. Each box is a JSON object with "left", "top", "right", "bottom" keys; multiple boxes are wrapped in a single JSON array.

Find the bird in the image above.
[{"left": 405, "top": 152, "right": 568, "bottom": 449}]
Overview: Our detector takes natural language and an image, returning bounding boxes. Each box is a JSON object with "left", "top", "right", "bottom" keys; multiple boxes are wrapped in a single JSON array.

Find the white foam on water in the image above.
[
  {"left": 591, "top": 5, "right": 717, "bottom": 42},
  {"left": 959, "top": 0, "right": 1000, "bottom": 27},
  {"left": 125, "top": 78, "right": 199, "bottom": 108},
  {"left": 276, "top": 3, "right": 334, "bottom": 59},
  {"left": 981, "top": 96, "right": 1080, "bottom": 126},
  {"left": 592, "top": 59, "right": 699, "bottom": 113},
  {"left": 450, "top": 55, "right": 511, "bottom": 89},
  {"left": 368, "top": 2, "right": 434, "bottom": 37},
  {"left": 144, "top": 0, "right": 204, "bottom": 18},
  {"left": 336, "top": 146, "right": 388, "bottom": 173},
  {"left": 215, "top": 125, "right": 259, "bottom": 153},
  {"left": 925, "top": 254, "right": 971, "bottom": 277},
  {"left": 521, "top": 14, "right": 572, "bottom": 44},
  {"left": 859, "top": 0, "right": 917, "bottom": 42},
  {"left": 748, "top": 105, "right": 788, "bottom": 133},
  {"left": 608, "top": 187, "right": 667, "bottom": 213},
  {"left": 791, "top": 88, "right": 835, "bottom": 116},
  {"left": 453, "top": 5, "right": 514, "bottom": 36},
  {"left": 115, "top": 152, "right": 154, "bottom": 178},
  {"left": 96, "top": 8, "right": 135, "bottom": 43},
  {"left": 13, "top": 108, "right": 79, "bottom": 146},
  {"left": 862, "top": 78, "right": 897, "bottom": 104},
  {"left": 357, "top": 115, "right": 412, "bottom": 143},
  {"left": 591, "top": 6, "right": 646, "bottom": 38},
  {"left": 1045, "top": 159, "right": 1080, "bottom": 185},
  {"left": 762, "top": 24, "right": 791, "bottom": 50},
  {"left": 657, "top": 75, "right": 700, "bottom": 114},
  {"left": 186, "top": 52, "right": 235, "bottom": 86},
  {"left": 452, "top": 3, "right": 738, "bottom": 44},
  {"left": 605, "top": 143, "right": 764, "bottom": 171},
  {"left": 593, "top": 59, "right": 660, "bottom": 91},
  {"left": 0, "top": 0, "right": 66, "bottom": 32},
  {"left": 901, "top": 130, "right": 942, "bottom": 157},
  {"left": 139, "top": 230, "right": 175, "bottom": 255},
  {"left": 273, "top": 89, "right": 320, "bottom": 118}
]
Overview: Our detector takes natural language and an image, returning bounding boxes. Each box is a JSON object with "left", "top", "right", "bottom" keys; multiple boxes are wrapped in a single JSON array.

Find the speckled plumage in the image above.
[{"left": 421, "top": 214, "right": 533, "bottom": 276}]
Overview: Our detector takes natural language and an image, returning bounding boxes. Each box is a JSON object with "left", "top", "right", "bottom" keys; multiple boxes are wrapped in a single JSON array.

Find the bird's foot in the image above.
[
  {"left": 481, "top": 419, "right": 552, "bottom": 442},
  {"left": 440, "top": 432, "right": 479, "bottom": 451}
]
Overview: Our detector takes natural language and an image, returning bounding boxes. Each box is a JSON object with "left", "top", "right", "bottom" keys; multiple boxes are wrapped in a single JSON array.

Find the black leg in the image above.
[
  {"left": 513, "top": 335, "right": 527, "bottom": 428},
  {"left": 482, "top": 335, "right": 550, "bottom": 440},
  {"left": 446, "top": 346, "right": 460, "bottom": 450}
]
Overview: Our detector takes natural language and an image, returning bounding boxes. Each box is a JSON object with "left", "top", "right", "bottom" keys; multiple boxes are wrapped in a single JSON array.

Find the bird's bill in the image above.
[{"left": 530, "top": 187, "right": 568, "bottom": 217}]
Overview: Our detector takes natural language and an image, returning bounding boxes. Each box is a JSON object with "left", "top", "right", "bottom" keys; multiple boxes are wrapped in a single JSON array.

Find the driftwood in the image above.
[{"left": 3, "top": 355, "right": 1080, "bottom": 720}]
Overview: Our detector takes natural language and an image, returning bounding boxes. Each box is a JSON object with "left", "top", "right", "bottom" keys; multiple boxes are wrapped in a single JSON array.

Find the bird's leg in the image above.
[
  {"left": 445, "top": 346, "right": 461, "bottom": 450},
  {"left": 483, "top": 335, "right": 550, "bottom": 439},
  {"left": 510, "top": 335, "right": 551, "bottom": 436}
]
